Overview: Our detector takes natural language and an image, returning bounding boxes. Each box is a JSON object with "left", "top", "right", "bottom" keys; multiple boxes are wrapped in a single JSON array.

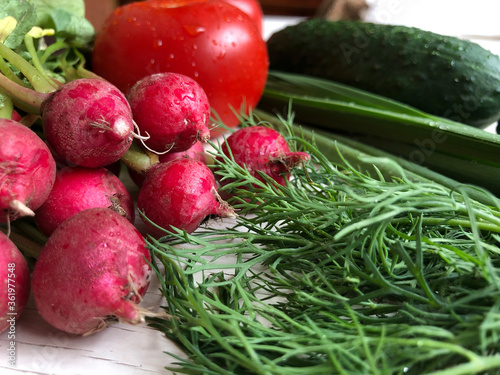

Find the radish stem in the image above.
[
  {"left": 121, "top": 141, "right": 159, "bottom": 174},
  {"left": 0, "top": 54, "right": 27, "bottom": 87},
  {"left": 0, "top": 90, "right": 14, "bottom": 118},
  {"left": 0, "top": 71, "right": 48, "bottom": 111},
  {"left": 0, "top": 42, "right": 55, "bottom": 93},
  {"left": 39, "top": 40, "right": 69, "bottom": 64},
  {"left": 23, "top": 35, "right": 60, "bottom": 90}
]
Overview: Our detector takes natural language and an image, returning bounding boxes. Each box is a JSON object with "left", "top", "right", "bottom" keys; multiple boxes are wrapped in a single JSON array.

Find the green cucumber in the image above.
[{"left": 267, "top": 19, "right": 500, "bottom": 128}]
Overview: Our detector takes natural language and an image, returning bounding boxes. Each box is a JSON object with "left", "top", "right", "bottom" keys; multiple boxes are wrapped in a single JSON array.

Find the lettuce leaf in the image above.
[
  {"left": 32, "top": 0, "right": 95, "bottom": 45},
  {"left": 0, "top": 0, "right": 37, "bottom": 49}
]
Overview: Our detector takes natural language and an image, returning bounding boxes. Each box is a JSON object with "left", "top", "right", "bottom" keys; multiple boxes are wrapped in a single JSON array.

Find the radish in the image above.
[
  {"left": 0, "top": 232, "right": 31, "bottom": 334},
  {"left": 10, "top": 110, "right": 21, "bottom": 122},
  {"left": 137, "top": 158, "right": 235, "bottom": 237},
  {"left": 31, "top": 207, "right": 152, "bottom": 335},
  {"left": 0, "top": 72, "right": 135, "bottom": 168},
  {"left": 34, "top": 166, "right": 135, "bottom": 237},
  {"left": 40, "top": 78, "right": 135, "bottom": 168},
  {"left": 159, "top": 140, "right": 206, "bottom": 165},
  {"left": 127, "top": 72, "right": 211, "bottom": 153},
  {"left": 128, "top": 140, "right": 206, "bottom": 187},
  {"left": 217, "top": 125, "right": 310, "bottom": 187},
  {"left": 0, "top": 119, "right": 56, "bottom": 222}
]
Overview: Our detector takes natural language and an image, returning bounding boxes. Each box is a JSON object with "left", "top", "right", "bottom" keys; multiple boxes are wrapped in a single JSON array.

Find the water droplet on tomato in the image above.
[
  {"left": 192, "top": 44, "right": 198, "bottom": 50},
  {"left": 194, "top": 71, "right": 199, "bottom": 78},
  {"left": 127, "top": 16, "right": 137, "bottom": 23},
  {"left": 183, "top": 25, "right": 206, "bottom": 37},
  {"left": 169, "top": 53, "right": 174, "bottom": 60},
  {"left": 155, "top": 39, "right": 163, "bottom": 47}
]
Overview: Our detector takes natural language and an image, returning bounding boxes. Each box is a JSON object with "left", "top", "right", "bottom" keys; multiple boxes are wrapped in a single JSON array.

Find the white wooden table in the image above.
[{"left": 2, "top": 2, "right": 499, "bottom": 374}]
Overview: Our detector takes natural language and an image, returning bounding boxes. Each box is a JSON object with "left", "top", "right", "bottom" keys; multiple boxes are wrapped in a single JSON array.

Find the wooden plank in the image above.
[{"left": 259, "top": 0, "right": 323, "bottom": 15}]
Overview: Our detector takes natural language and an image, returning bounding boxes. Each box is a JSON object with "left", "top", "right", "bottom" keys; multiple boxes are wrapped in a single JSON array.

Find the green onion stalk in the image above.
[
  {"left": 146, "top": 111, "right": 500, "bottom": 375},
  {"left": 259, "top": 71, "right": 500, "bottom": 196}
]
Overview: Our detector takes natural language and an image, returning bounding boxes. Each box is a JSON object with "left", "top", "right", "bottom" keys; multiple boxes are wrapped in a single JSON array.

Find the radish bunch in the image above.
[{"left": 0, "top": 35, "right": 311, "bottom": 337}]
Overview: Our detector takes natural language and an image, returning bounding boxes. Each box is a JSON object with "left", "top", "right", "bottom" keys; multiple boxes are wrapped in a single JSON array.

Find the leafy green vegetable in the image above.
[
  {"left": 259, "top": 71, "right": 500, "bottom": 195},
  {"left": 147, "top": 113, "right": 500, "bottom": 374},
  {"left": 0, "top": 0, "right": 96, "bottom": 101},
  {"left": 32, "top": 0, "right": 86, "bottom": 24},
  {"left": 0, "top": 0, "right": 94, "bottom": 48},
  {"left": 34, "top": 3, "right": 94, "bottom": 45},
  {"left": 0, "top": 0, "right": 37, "bottom": 49}
]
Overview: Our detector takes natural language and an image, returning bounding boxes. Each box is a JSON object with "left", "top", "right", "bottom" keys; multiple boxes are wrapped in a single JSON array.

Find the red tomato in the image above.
[
  {"left": 220, "top": 0, "right": 264, "bottom": 35},
  {"left": 91, "top": 0, "right": 269, "bottom": 135}
]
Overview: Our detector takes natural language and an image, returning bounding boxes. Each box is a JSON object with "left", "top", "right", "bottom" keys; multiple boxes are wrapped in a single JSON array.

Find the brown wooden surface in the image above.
[{"left": 259, "top": 0, "right": 323, "bottom": 15}]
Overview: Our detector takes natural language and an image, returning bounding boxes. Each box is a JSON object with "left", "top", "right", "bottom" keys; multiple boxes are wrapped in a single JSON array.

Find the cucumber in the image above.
[{"left": 267, "top": 19, "right": 500, "bottom": 128}]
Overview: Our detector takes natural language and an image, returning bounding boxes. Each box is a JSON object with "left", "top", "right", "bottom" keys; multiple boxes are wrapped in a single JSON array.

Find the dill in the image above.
[{"left": 147, "top": 113, "right": 500, "bottom": 375}]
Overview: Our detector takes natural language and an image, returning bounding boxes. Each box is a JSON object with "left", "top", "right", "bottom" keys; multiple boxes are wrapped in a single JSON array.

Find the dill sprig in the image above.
[{"left": 147, "top": 113, "right": 500, "bottom": 374}]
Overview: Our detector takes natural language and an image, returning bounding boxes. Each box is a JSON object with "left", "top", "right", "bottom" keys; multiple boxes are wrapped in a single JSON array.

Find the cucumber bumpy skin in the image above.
[{"left": 267, "top": 19, "right": 500, "bottom": 128}]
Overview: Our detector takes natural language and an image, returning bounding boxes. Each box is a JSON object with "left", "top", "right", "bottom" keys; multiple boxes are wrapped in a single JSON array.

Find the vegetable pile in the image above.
[
  {"left": 0, "top": 0, "right": 265, "bottom": 335},
  {"left": 1, "top": 1, "right": 500, "bottom": 374}
]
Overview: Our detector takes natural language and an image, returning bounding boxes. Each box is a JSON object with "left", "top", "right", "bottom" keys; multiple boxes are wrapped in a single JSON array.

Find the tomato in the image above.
[
  {"left": 91, "top": 0, "right": 269, "bottom": 135},
  {"left": 220, "top": 0, "right": 264, "bottom": 35}
]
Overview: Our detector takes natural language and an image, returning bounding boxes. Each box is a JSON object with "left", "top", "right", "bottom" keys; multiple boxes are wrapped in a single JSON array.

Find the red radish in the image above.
[
  {"left": 0, "top": 119, "right": 56, "bottom": 222},
  {"left": 137, "top": 158, "right": 235, "bottom": 237},
  {"left": 41, "top": 78, "right": 135, "bottom": 167},
  {"left": 32, "top": 207, "right": 152, "bottom": 335},
  {"left": 127, "top": 72, "right": 211, "bottom": 153},
  {"left": 217, "top": 125, "right": 310, "bottom": 186},
  {"left": 128, "top": 140, "right": 206, "bottom": 187},
  {"left": 34, "top": 166, "right": 135, "bottom": 237},
  {"left": 0, "top": 73, "right": 135, "bottom": 168},
  {"left": 10, "top": 110, "right": 21, "bottom": 122},
  {"left": 159, "top": 139, "right": 206, "bottom": 164},
  {"left": 0, "top": 232, "right": 31, "bottom": 334}
]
